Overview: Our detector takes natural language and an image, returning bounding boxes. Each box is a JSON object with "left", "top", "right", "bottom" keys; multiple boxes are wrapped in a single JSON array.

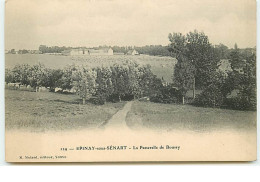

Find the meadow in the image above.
[
  {"left": 5, "top": 54, "right": 177, "bottom": 83},
  {"left": 5, "top": 89, "right": 125, "bottom": 132},
  {"left": 126, "top": 101, "right": 256, "bottom": 132},
  {"left": 6, "top": 88, "right": 256, "bottom": 132}
]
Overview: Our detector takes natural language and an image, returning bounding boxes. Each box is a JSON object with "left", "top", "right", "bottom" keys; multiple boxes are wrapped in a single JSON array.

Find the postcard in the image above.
[{"left": 5, "top": 0, "right": 256, "bottom": 162}]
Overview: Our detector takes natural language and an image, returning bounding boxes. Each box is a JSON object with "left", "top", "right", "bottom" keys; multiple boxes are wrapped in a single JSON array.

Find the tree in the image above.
[
  {"left": 60, "top": 64, "right": 77, "bottom": 90},
  {"left": 12, "top": 64, "right": 31, "bottom": 85},
  {"left": 10, "top": 49, "right": 16, "bottom": 54},
  {"left": 169, "top": 30, "right": 221, "bottom": 103},
  {"left": 173, "top": 55, "right": 195, "bottom": 104},
  {"left": 39, "top": 45, "right": 47, "bottom": 53},
  {"left": 214, "top": 43, "right": 229, "bottom": 59},
  {"left": 138, "top": 64, "right": 162, "bottom": 98},
  {"left": 95, "top": 67, "right": 113, "bottom": 103},
  {"left": 194, "top": 71, "right": 226, "bottom": 107},
  {"left": 71, "top": 66, "right": 96, "bottom": 104},
  {"left": 28, "top": 63, "right": 47, "bottom": 91},
  {"left": 44, "top": 68, "right": 64, "bottom": 91},
  {"left": 185, "top": 30, "right": 219, "bottom": 88},
  {"left": 168, "top": 32, "right": 194, "bottom": 103},
  {"left": 5, "top": 69, "right": 14, "bottom": 83},
  {"left": 18, "top": 49, "right": 29, "bottom": 54},
  {"left": 226, "top": 46, "right": 256, "bottom": 110},
  {"left": 169, "top": 30, "right": 220, "bottom": 89},
  {"left": 109, "top": 64, "right": 128, "bottom": 101},
  {"left": 126, "top": 62, "right": 141, "bottom": 99}
]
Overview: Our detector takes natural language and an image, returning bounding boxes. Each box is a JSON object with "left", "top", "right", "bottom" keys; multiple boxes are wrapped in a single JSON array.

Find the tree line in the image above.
[
  {"left": 5, "top": 61, "right": 163, "bottom": 105},
  {"left": 38, "top": 44, "right": 173, "bottom": 57}
]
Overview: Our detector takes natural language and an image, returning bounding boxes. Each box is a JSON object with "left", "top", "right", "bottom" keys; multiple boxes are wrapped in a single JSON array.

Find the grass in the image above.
[
  {"left": 126, "top": 101, "right": 256, "bottom": 132},
  {"left": 5, "top": 89, "right": 125, "bottom": 132}
]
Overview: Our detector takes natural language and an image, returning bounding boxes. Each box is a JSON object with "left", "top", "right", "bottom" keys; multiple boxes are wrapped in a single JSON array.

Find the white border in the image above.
[{"left": 0, "top": 0, "right": 259, "bottom": 173}]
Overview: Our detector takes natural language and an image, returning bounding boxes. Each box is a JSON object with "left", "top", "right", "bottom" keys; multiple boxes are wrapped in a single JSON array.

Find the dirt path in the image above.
[{"left": 99, "top": 101, "right": 133, "bottom": 130}]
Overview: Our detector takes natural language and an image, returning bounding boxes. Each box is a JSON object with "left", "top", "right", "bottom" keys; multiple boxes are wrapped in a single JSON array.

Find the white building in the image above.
[
  {"left": 62, "top": 48, "right": 113, "bottom": 56},
  {"left": 127, "top": 49, "right": 139, "bottom": 55}
]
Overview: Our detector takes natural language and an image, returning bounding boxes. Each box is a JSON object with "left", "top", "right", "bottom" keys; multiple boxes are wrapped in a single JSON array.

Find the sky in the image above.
[{"left": 5, "top": 0, "right": 256, "bottom": 50}]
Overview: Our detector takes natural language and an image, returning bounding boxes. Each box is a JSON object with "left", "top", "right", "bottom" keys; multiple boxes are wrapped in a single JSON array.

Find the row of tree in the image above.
[
  {"left": 5, "top": 61, "right": 162, "bottom": 105},
  {"left": 37, "top": 44, "right": 173, "bottom": 57},
  {"left": 39, "top": 45, "right": 71, "bottom": 53}
]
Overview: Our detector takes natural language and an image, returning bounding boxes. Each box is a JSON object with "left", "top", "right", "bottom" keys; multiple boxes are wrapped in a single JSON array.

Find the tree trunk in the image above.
[
  {"left": 82, "top": 97, "right": 86, "bottom": 105},
  {"left": 182, "top": 96, "right": 185, "bottom": 105},
  {"left": 119, "top": 95, "right": 121, "bottom": 102},
  {"left": 193, "top": 77, "right": 196, "bottom": 99}
]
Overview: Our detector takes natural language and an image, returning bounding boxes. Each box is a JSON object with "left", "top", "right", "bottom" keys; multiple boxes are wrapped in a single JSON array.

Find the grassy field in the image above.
[
  {"left": 5, "top": 89, "right": 257, "bottom": 133},
  {"left": 126, "top": 101, "right": 256, "bottom": 132},
  {"left": 5, "top": 89, "right": 125, "bottom": 132},
  {"left": 5, "top": 54, "right": 176, "bottom": 83}
]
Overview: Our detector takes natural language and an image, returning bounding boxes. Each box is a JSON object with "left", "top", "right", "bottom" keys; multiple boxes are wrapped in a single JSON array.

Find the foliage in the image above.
[
  {"left": 173, "top": 55, "right": 195, "bottom": 97},
  {"left": 224, "top": 46, "right": 256, "bottom": 110},
  {"left": 18, "top": 49, "right": 29, "bottom": 54},
  {"left": 138, "top": 64, "right": 162, "bottom": 97},
  {"left": 193, "top": 84, "right": 224, "bottom": 107},
  {"left": 5, "top": 69, "right": 14, "bottom": 83},
  {"left": 193, "top": 71, "right": 226, "bottom": 107},
  {"left": 214, "top": 44, "right": 229, "bottom": 59},
  {"left": 39, "top": 45, "right": 70, "bottom": 53},
  {"left": 224, "top": 97, "right": 256, "bottom": 111},
  {"left": 71, "top": 66, "right": 96, "bottom": 104},
  {"left": 150, "top": 84, "right": 182, "bottom": 104},
  {"left": 193, "top": 44, "right": 256, "bottom": 110},
  {"left": 95, "top": 66, "right": 114, "bottom": 103},
  {"left": 27, "top": 63, "right": 48, "bottom": 88},
  {"left": 11, "top": 64, "right": 31, "bottom": 85},
  {"left": 169, "top": 30, "right": 220, "bottom": 89},
  {"left": 45, "top": 69, "right": 64, "bottom": 91},
  {"left": 59, "top": 64, "right": 77, "bottom": 90},
  {"left": 135, "top": 45, "right": 172, "bottom": 57}
]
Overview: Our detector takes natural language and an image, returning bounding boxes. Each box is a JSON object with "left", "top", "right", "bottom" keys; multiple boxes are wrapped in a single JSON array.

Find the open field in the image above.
[
  {"left": 6, "top": 89, "right": 256, "bottom": 133},
  {"left": 5, "top": 54, "right": 177, "bottom": 83},
  {"left": 126, "top": 101, "right": 256, "bottom": 132},
  {"left": 5, "top": 89, "right": 125, "bottom": 132}
]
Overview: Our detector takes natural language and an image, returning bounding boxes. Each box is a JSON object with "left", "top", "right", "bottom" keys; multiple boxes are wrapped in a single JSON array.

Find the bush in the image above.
[
  {"left": 88, "top": 97, "right": 106, "bottom": 105},
  {"left": 150, "top": 85, "right": 182, "bottom": 104},
  {"left": 193, "top": 84, "right": 224, "bottom": 107},
  {"left": 223, "top": 97, "right": 256, "bottom": 111}
]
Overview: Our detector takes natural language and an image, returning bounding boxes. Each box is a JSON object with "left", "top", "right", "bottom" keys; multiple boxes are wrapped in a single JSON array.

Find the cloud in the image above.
[{"left": 5, "top": 0, "right": 256, "bottom": 49}]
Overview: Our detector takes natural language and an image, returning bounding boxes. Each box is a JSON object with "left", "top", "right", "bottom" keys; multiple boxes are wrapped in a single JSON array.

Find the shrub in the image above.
[
  {"left": 150, "top": 85, "right": 182, "bottom": 104},
  {"left": 89, "top": 97, "right": 106, "bottom": 105},
  {"left": 223, "top": 97, "right": 256, "bottom": 111},
  {"left": 193, "top": 84, "right": 224, "bottom": 107}
]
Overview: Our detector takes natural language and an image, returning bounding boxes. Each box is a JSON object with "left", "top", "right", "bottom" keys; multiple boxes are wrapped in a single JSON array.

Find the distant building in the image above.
[
  {"left": 62, "top": 48, "right": 85, "bottom": 56},
  {"left": 88, "top": 48, "right": 113, "bottom": 55},
  {"left": 127, "top": 49, "right": 139, "bottom": 55},
  {"left": 62, "top": 48, "right": 113, "bottom": 56}
]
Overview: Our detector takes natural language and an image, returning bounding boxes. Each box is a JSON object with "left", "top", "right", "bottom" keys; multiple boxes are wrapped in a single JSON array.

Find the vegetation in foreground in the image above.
[
  {"left": 5, "top": 90, "right": 125, "bottom": 131},
  {"left": 126, "top": 101, "right": 256, "bottom": 132}
]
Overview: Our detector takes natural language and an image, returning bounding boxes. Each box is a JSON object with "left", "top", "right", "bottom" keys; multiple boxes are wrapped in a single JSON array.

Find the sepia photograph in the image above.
[{"left": 4, "top": 0, "right": 257, "bottom": 162}]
